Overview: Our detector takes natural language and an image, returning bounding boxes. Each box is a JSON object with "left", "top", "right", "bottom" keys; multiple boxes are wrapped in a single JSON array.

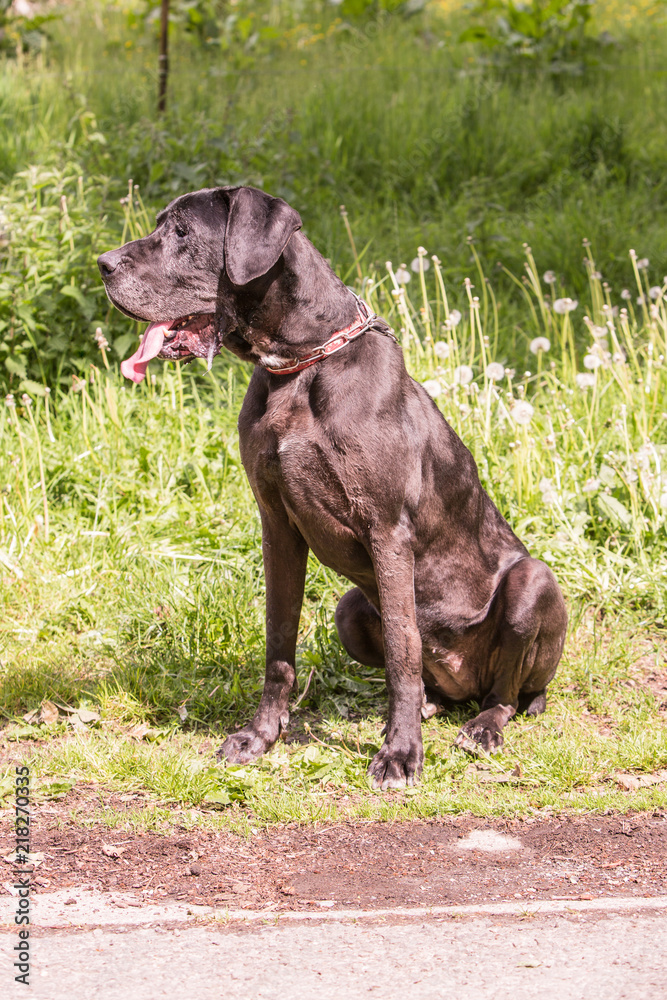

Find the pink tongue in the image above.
[{"left": 120, "top": 322, "right": 170, "bottom": 383}]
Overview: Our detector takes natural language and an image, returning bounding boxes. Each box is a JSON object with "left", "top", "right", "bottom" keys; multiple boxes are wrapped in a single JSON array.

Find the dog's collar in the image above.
[{"left": 263, "top": 296, "right": 379, "bottom": 376}]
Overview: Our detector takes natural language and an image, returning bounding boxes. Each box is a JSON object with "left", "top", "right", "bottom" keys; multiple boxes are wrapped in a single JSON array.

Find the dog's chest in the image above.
[
  {"left": 243, "top": 420, "right": 375, "bottom": 580},
  {"left": 250, "top": 429, "right": 365, "bottom": 523}
]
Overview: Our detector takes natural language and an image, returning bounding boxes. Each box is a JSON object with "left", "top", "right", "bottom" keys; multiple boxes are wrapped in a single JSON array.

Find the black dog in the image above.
[{"left": 98, "top": 186, "right": 567, "bottom": 789}]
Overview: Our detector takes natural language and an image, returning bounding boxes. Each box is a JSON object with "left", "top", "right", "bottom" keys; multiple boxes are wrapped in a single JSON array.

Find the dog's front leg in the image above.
[
  {"left": 368, "top": 535, "right": 424, "bottom": 790},
  {"left": 219, "top": 513, "right": 308, "bottom": 764}
]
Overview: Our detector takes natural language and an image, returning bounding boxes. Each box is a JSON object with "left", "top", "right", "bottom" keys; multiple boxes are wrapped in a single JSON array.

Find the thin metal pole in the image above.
[{"left": 158, "top": 0, "right": 169, "bottom": 114}]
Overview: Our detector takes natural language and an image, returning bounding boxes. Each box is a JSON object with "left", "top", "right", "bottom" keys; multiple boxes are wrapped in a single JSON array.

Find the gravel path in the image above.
[{"left": 3, "top": 901, "right": 666, "bottom": 1000}]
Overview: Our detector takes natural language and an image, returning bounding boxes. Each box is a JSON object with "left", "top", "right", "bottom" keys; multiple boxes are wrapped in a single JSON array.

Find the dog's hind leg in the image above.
[
  {"left": 454, "top": 557, "right": 567, "bottom": 754},
  {"left": 517, "top": 688, "right": 547, "bottom": 716},
  {"left": 336, "top": 589, "right": 443, "bottom": 720},
  {"left": 335, "top": 588, "right": 384, "bottom": 668}
]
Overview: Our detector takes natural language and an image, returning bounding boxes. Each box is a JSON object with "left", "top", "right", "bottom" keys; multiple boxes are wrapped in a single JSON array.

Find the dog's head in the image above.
[{"left": 98, "top": 186, "right": 302, "bottom": 382}]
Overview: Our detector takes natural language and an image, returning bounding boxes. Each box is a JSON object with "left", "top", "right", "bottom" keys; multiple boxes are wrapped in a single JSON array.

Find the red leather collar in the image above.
[{"left": 263, "top": 296, "right": 378, "bottom": 375}]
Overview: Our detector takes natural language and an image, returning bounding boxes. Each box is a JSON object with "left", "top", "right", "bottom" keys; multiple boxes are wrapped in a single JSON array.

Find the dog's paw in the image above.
[
  {"left": 217, "top": 727, "right": 274, "bottom": 764},
  {"left": 367, "top": 739, "right": 423, "bottom": 791},
  {"left": 454, "top": 714, "right": 504, "bottom": 755}
]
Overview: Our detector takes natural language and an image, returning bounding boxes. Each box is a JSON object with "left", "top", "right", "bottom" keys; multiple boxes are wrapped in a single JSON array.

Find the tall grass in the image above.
[
  {"left": 1, "top": 231, "right": 666, "bottom": 821},
  {"left": 1, "top": 219, "right": 665, "bottom": 718},
  {"left": 3, "top": 2, "right": 667, "bottom": 340}
]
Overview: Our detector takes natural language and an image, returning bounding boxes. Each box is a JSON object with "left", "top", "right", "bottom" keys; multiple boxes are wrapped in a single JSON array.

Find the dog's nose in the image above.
[{"left": 97, "top": 251, "right": 119, "bottom": 278}]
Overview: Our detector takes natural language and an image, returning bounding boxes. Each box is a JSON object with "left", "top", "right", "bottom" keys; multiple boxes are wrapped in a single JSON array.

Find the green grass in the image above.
[
  {"left": 5, "top": 2, "right": 667, "bottom": 386},
  {"left": 1, "top": 233, "right": 666, "bottom": 827},
  {"left": 0, "top": 1, "right": 666, "bottom": 828}
]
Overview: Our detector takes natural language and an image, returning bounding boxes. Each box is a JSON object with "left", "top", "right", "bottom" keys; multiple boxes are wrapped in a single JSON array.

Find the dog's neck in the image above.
[{"left": 220, "top": 232, "right": 359, "bottom": 369}]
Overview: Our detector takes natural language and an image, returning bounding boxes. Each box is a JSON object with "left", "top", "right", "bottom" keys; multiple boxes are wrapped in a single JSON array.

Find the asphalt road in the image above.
[{"left": 3, "top": 903, "right": 666, "bottom": 1000}]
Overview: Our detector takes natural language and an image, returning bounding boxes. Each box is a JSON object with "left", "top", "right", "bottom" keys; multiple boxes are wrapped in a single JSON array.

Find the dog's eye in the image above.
[{"left": 174, "top": 223, "right": 187, "bottom": 238}]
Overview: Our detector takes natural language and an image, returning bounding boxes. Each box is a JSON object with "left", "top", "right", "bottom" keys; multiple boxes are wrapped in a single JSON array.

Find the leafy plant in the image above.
[
  {"left": 129, "top": 0, "right": 227, "bottom": 42},
  {"left": 130, "top": 0, "right": 292, "bottom": 53},
  {"left": 0, "top": 164, "right": 118, "bottom": 391},
  {"left": 335, "top": 0, "right": 425, "bottom": 18},
  {"left": 459, "top": 0, "right": 598, "bottom": 68},
  {"left": 0, "top": 0, "right": 59, "bottom": 54}
]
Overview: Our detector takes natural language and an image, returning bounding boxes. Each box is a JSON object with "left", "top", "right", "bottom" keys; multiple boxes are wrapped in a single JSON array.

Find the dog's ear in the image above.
[{"left": 223, "top": 187, "right": 302, "bottom": 286}]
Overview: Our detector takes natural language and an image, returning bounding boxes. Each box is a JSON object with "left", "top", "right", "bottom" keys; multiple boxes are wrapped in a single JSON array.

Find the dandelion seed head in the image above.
[
  {"left": 422, "top": 379, "right": 442, "bottom": 398},
  {"left": 530, "top": 337, "right": 550, "bottom": 354},
  {"left": 5, "top": 393, "right": 15, "bottom": 408},
  {"left": 576, "top": 372, "right": 596, "bottom": 389},
  {"left": 553, "top": 297, "right": 578, "bottom": 314},
  {"left": 445, "top": 309, "right": 462, "bottom": 329},
  {"left": 433, "top": 341, "right": 450, "bottom": 359},
  {"left": 649, "top": 286, "right": 662, "bottom": 300},
  {"left": 395, "top": 266, "right": 411, "bottom": 285},
  {"left": 583, "top": 477, "right": 601, "bottom": 494},
  {"left": 621, "top": 289, "right": 631, "bottom": 300},
  {"left": 485, "top": 362, "right": 505, "bottom": 381},
  {"left": 454, "top": 364, "right": 474, "bottom": 385},
  {"left": 543, "top": 270, "right": 557, "bottom": 285},
  {"left": 411, "top": 256, "right": 430, "bottom": 272},
  {"left": 540, "top": 480, "right": 560, "bottom": 505},
  {"left": 636, "top": 258, "right": 649, "bottom": 270},
  {"left": 583, "top": 354, "right": 602, "bottom": 370},
  {"left": 510, "top": 400, "right": 534, "bottom": 426}
]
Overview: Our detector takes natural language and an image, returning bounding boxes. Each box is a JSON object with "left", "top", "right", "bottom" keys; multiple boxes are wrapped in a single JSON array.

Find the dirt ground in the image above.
[{"left": 2, "top": 793, "right": 666, "bottom": 912}]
